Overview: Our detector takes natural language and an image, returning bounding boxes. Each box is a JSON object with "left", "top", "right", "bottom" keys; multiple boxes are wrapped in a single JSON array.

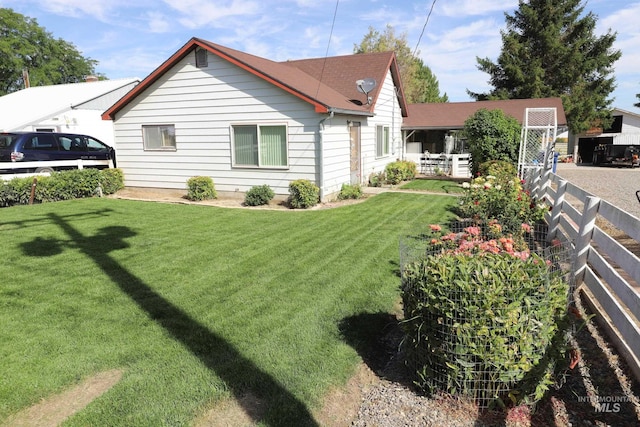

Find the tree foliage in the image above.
[
  {"left": 468, "top": 0, "right": 621, "bottom": 135},
  {"left": 355, "top": 25, "right": 448, "bottom": 104},
  {"left": 462, "top": 109, "right": 522, "bottom": 174},
  {"left": 0, "top": 8, "right": 101, "bottom": 96},
  {"left": 635, "top": 89, "right": 640, "bottom": 109}
]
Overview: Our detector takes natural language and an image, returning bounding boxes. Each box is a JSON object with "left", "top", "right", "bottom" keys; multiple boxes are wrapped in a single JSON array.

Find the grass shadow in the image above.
[{"left": 20, "top": 212, "right": 319, "bottom": 426}]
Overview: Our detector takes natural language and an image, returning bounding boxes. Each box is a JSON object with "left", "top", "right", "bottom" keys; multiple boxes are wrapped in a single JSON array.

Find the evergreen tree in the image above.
[
  {"left": 0, "top": 8, "right": 102, "bottom": 96},
  {"left": 355, "top": 25, "right": 448, "bottom": 103},
  {"left": 635, "top": 90, "right": 640, "bottom": 108},
  {"left": 468, "top": 0, "right": 621, "bottom": 134}
]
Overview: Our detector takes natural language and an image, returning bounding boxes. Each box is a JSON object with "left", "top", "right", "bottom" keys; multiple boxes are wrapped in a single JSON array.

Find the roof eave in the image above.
[{"left": 103, "top": 38, "right": 332, "bottom": 120}]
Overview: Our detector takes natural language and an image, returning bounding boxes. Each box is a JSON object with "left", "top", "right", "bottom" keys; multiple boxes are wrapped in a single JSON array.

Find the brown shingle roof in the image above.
[
  {"left": 403, "top": 97, "right": 567, "bottom": 130},
  {"left": 103, "top": 37, "right": 407, "bottom": 120}
]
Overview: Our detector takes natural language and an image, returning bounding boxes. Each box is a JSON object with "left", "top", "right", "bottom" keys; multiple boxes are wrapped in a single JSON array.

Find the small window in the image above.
[
  {"left": 376, "top": 125, "right": 390, "bottom": 158},
  {"left": 232, "top": 124, "right": 288, "bottom": 168},
  {"left": 195, "top": 48, "right": 208, "bottom": 68},
  {"left": 143, "top": 125, "right": 176, "bottom": 150}
]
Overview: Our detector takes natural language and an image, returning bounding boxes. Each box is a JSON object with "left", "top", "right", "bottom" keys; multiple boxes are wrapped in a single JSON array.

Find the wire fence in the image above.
[{"left": 399, "top": 221, "right": 575, "bottom": 408}]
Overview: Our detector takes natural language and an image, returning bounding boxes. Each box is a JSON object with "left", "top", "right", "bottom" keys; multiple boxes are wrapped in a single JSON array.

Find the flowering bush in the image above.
[
  {"left": 457, "top": 174, "right": 547, "bottom": 236},
  {"left": 401, "top": 224, "right": 571, "bottom": 408}
]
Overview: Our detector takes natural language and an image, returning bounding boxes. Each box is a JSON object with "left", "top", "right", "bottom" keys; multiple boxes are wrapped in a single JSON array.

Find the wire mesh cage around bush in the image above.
[{"left": 399, "top": 221, "right": 574, "bottom": 409}]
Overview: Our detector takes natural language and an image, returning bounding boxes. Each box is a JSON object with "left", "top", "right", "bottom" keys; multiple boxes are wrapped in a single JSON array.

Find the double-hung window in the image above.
[
  {"left": 376, "top": 125, "right": 390, "bottom": 158},
  {"left": 232, "top": 124, "right": 288, "bottom": 168},
  {"left": 143, "top": 125, "right": 176, "bottom": 150}
]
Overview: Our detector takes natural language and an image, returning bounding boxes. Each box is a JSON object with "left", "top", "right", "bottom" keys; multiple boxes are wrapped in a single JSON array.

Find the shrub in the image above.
[
  {"left": 0, "top": 168, "right": 126, "bottom": 207},
  {"left": 100, "top": 168, "right": 125, "bottom": 195},
  {"left": 478, "top": 160, "right": 518, "bottom": 180},
  {"left": 385, "top": 160, "right": 417, "bottom": 185},
  {"left": 186, "top": 176, "right": 217, "bottom": 201},
  {"left": 400, "top": 224, "right": 571, "bottom": 408},
  {"left": 368, "top": 171, "right": 385, "bottom": 187},
  {"left": 244, "top": 184, "right": 275, "bottom": 206},
  {"left": 288, "top": 179, "right": 319, "bottom": 209},
  {"left": 337, "top": 183, "right": 363, "bottom": 200},
  {"left": 462, "top": 108, "right": 521, "bottom": 175},
  {"left": 457, "top": 174, "right": 547, "bottom": 236}
]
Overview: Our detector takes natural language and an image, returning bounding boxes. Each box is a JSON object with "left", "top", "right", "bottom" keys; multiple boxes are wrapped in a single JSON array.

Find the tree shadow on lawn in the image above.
[{"left": 19, "top": 212, "right": 319, "bottom": 426}]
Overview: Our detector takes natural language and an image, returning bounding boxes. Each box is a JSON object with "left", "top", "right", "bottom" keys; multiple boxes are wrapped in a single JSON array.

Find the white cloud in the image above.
[
  {"left": 161, "top": 0, "right": 261, "bottom": 29},
  {"left": 145, "top": 11, "right": 172, "bottom": 33}
]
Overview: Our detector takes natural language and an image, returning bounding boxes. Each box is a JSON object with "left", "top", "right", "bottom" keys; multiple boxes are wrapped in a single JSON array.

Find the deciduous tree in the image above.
[
  {"left": 355, "top": 25, "right": 448, "bottom": 103},
  {"left": 0, "top": 8, "right": 102, "bottom": 96},
  {"left": 468, "top": 0, "right": 620, "bottom": 134}
]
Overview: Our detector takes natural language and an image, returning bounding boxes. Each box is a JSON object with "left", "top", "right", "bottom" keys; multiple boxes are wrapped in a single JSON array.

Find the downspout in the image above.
[{"left": 318, "top": 110, "right": 334, "bottom": 201}]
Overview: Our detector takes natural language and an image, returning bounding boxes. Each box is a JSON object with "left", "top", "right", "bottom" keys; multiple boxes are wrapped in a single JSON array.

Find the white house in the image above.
[
  {"left": 102, "top": 37, "right": 407, "bottom": 200},
  {"left": 574, "top": 107, "right": 640, "bottom": 163},
  {"left": 0, "top": 77, "right": 139, "bottom": 147}
]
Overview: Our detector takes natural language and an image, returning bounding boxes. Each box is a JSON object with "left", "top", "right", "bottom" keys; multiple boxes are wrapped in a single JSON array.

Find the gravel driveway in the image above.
[{"left": 554, "top": 163, "right": 640, "bottom": 219}]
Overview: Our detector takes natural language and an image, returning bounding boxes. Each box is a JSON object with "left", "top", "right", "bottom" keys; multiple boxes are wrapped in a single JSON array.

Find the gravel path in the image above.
[
  {"left": 554, "top": 163, "right": 640, "bottom": 219},
  {"left": 350, "top": 291, "right": 640, "bottom": 426}
]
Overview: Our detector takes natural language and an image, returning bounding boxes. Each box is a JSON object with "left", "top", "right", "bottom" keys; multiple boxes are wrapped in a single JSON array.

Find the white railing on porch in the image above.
[
  {"left": 405, "top": 153, "right": 472, "bottom": 178},
  {"left": 525, "top": 165, "right": 640, "bottom": 382},
  {"left": 1, "top": 159, "right": 113, "bottom": 180}
]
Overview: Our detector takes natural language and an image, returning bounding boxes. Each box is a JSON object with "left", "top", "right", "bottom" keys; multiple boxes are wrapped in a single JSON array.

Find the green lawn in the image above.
[
  {"left": 0, "top": 193, "right": 456, "bottom": 426},
  {"left": 400, "top": 178, "right": 468, "bottom": 194}
]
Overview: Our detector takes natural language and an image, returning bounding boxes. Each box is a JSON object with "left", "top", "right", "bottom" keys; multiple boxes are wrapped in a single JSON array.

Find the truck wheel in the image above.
[{"left": 35, "top": 167, "right": 54, "bottom": 173}]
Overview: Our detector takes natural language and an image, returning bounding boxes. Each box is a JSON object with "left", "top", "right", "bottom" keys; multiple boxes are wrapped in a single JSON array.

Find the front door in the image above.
[{"left": 349, "top": 122, "right": 361, "bottom": 184}]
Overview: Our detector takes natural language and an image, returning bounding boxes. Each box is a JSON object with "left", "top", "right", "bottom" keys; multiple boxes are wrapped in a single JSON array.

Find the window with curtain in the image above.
[
  {"left": 376, "top": 125, "right": 390, "bottom": 158},
  {"left": 232, "top": 124, "right": 288, "bottom": 168},
  {"left": 143, "top": 125, "right": 176, "bottom": 150}
]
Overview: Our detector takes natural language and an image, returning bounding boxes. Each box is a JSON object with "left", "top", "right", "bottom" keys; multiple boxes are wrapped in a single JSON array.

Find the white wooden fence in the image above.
[
  {"left": 1, "top": 159, "right": 113, "bottom": 180},
  {"left": 526, "top": 166, "right": 640, "bottom": 382}
]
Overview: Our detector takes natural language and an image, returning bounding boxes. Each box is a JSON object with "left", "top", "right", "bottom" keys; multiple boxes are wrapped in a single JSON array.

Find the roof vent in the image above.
[{"left": 196, "top": 48, "right": 208, "bottom": 68}]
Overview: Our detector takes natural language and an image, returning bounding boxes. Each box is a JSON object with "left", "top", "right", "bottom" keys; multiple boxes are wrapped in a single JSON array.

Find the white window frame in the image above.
[
  {"left": 376, "top": 125, "right": 390, "bottom": 158},
  {"left": 231, "top": 123, "right": 289, "bottom": 169},
  {"left": 143, "top": 125, "right": 176, "bottom": 151}
]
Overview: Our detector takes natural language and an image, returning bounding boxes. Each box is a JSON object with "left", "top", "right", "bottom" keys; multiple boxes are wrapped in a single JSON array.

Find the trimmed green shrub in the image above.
[
  {"left": 337, "top": 183, "right": 363, "bottom": 200},
  {"left": 186, "top": 176, "right": 217, "bottom": 201},
  {"left": 244, "top": 184, "right": 275, "bottom": 206},
  {"left": 288, "top": 179, "right": 319, "bottom": 209},
  {"left": 385, "top": 160, "right": 417, "bottom": 185},
  {"left": 100, "top": 168, "right": 125, "bottom": 195},
  {"left": 401, "top": 224, "right": 571, "bottom": 408},
  {"left": 368, "top": 171, "right": 385, "bottom": 187},
  {"left": 478, "top": 160, "right": 518, "bottom": 181},
  {"left": 0, "top": 168, "right": 118, "bottom": 207},
  {"left": 462, "top": 108, "right": 522, "bottom": 175}
]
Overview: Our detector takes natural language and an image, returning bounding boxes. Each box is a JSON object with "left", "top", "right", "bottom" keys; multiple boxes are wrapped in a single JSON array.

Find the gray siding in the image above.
[{"left": 112, "top": 51, "right": 321, "bottom": 195}]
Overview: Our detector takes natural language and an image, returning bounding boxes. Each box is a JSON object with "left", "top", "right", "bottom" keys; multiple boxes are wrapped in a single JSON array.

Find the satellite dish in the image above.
[
  {"left": 356, "top": 78, "right": 376, "bottom": 105},
  {"left": 356, "top": 78, "right": 377, "bottom": 95}
]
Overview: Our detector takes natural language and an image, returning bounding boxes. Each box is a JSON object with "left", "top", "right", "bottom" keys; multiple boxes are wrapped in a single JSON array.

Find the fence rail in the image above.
[
  {"left": 1, "top": 159, "right": 113, "bottom": 180},
  {"left": 525, "top": 166, "right": 640, "bottom": 382}
]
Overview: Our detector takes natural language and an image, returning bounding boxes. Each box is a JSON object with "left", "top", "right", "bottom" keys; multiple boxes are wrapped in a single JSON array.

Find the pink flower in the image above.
[
  {"left": 430, "top": 224, "right": 442, "bottom": 232},
  {"left": 464, "top": 226, "right": 481, "bottom": 236},
  {"left": 521, "top": 223, "right": 532, "bottom": 233}
]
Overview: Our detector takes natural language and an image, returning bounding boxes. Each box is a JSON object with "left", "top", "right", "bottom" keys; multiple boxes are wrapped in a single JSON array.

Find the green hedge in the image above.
[{"left": 0, "top": 168, "right": 125, "bottom": 207}]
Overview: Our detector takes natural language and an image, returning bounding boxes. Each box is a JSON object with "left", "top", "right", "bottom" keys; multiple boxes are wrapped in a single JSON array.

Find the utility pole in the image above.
[{"left": 22, "top": 68, "right": 30, "bottom": 89}]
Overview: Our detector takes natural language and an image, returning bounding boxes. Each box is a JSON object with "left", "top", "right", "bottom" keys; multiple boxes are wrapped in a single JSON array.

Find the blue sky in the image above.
[{"left": 3, "top": 0, "right": 639, "bottom": 111}]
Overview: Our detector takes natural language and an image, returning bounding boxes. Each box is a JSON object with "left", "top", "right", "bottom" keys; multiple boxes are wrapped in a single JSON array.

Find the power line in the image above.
[
  {"left": 413, "top": 0, "right": 437, "bottom": 57},
  {"left": 315, "top": 0, "right": 340, "bottom": 99}
]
